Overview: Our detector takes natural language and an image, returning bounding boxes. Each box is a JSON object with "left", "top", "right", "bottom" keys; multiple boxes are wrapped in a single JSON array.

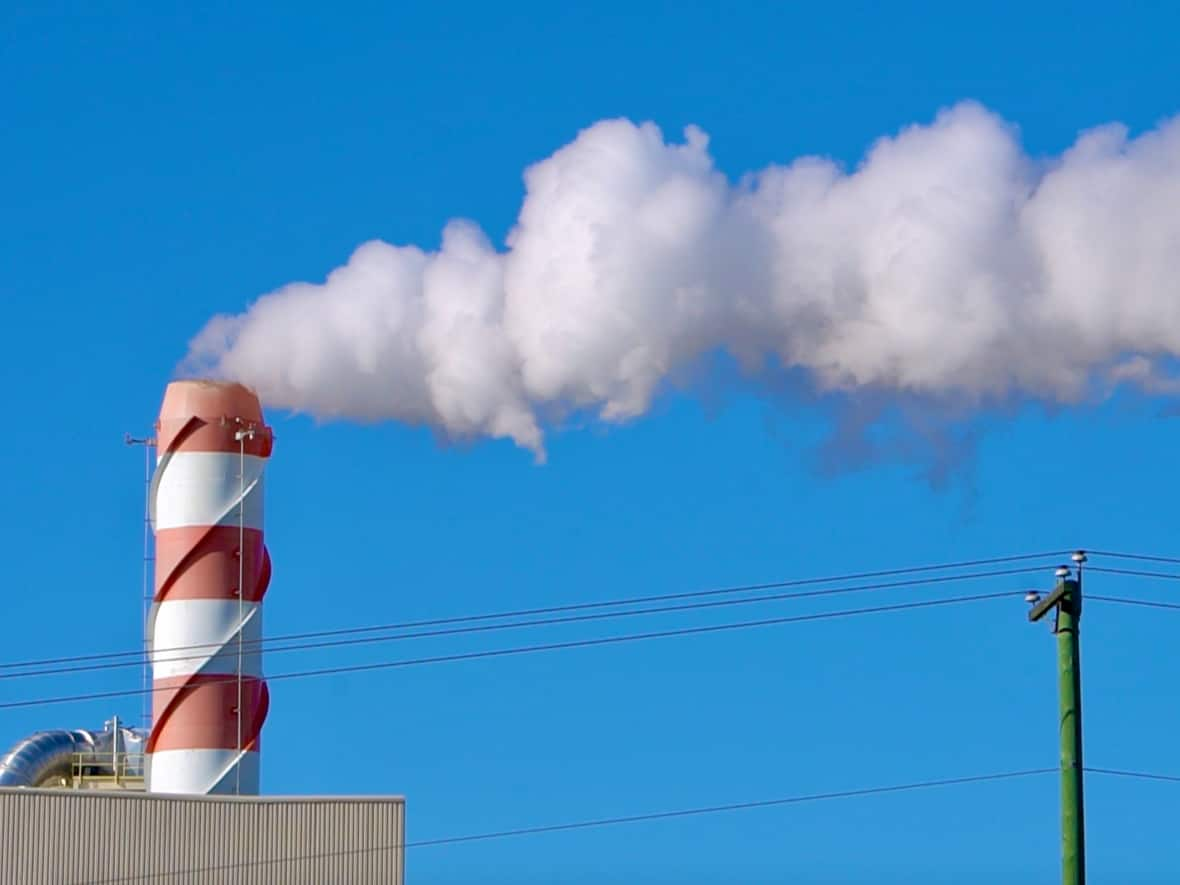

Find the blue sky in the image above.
[{"left": 3, "top": 2, "right": 1180, "bottom": 882}]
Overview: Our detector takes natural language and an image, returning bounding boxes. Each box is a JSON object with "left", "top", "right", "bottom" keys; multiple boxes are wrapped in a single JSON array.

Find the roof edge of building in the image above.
[{"left": 0, "top": 786, "right": 405, "bottom": 804}]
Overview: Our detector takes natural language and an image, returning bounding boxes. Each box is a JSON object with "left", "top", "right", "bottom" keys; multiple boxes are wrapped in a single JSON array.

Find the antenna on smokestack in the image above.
[{"left": 125, "top": 434, "right": 157, "bottom": 732}]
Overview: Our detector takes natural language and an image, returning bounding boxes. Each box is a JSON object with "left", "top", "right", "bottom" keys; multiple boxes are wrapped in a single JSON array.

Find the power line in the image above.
[
  {"left": 24, "top": 547, "right": 1180, "bottom": 683},
  {"left": 80, "top": 764, "right": 1180, "bottom": 883},
  {"left": 2, "top": 565, "right": 1052, "bottom": 682},
  {"left": 1085, "top": 565, "right": 1180, "bottom": 581},
  {"left": 10, "top": 547, "right": 1167, "bottom": 677},
  {"left": 1084, "top": 549, "right": 1180, "bottom": 566},
  {"left": 1088, "top": 595, "right": 1180, "bottom": 611},
  {"left": 1085, "top": 767, "right": 1180, "bottom": 784},
  {"left": 408, "top": 769, "right": 1056, "bottom": 848},
  {"left": 0, "top": 590, "right": 1017, "bottom": 711},
  {"left": 83, "top": 767, "right": 1056, "bottom": 882},
  {"left": 0, "top": 548, "right": 1069, "bottom": 673}
]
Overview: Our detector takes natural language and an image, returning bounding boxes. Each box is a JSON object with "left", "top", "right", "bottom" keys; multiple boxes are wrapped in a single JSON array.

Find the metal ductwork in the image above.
[{"left": 0, "top": 719, "right": 146, "bottom": 788}]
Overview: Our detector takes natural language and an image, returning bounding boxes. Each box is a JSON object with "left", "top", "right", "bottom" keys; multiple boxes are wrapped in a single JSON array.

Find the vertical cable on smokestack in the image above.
[
  {"left": 238, "top": 430, "right": 244, "bottom": 794},
  {"left": 233, "top": 422, "right": 252, "bottom": 795},
  {"left": 141, "top": 450, "right": 151, "bottom": 736},
  {"left": 145, "top": 381, "right": 273, "bottom": 795},
  {"left": 125, "top": 433, "right": 158, "bottom": 732},
  {"left": 142, "top": 443, "right": 152, "bottom": 732}
]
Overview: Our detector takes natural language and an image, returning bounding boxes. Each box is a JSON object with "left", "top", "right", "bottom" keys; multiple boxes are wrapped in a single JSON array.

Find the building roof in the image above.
[{"left": 0, "top": 788, "right": 406, "bottom": 884}]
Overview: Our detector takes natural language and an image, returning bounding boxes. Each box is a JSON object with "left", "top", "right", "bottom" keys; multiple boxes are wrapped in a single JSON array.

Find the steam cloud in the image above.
[{"left": 186, "top": 102, "right": 1180, "bottom": 459}]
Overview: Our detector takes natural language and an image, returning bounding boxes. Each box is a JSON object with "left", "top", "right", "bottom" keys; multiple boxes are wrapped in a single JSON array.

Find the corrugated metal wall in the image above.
[{"left": 0, "top": 788, "right": 405, "bottom": 884}]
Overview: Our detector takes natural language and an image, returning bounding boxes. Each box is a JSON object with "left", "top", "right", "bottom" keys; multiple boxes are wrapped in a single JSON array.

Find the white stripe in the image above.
[
  {"left": 154, "top": 451, "right": 265, "bottom": 531},
  {"left": 151, "top": 599, "right": 263, "bottom": 680},
  {"left": 147, "top": 749, "right": 260, "bottom": 795}
]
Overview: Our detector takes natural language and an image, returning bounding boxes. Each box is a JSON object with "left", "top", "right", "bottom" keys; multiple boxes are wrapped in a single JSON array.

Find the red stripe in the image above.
[
  {"left": 157, "top": 417, "right": 273, "bottom": 456},
  {"left": 155, "top": 526, "right": 270, "bottom": 602},
  {"left": 148, "top": 675, "right": 268, "bottom": 752}
]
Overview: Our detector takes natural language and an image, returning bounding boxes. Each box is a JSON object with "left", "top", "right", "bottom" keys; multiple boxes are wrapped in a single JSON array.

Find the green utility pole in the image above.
[
  {"left": 1027, "top": 553, "right": 1087, "bottom": 885},
  {"left": 1057, "top": 570, "right": 1085, "bottom": 885}
]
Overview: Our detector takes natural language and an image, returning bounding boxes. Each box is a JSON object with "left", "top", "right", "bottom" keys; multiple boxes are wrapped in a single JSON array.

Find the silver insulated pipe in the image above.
[{"left": 0, "top": 718, "right": 146, "bottom": 788}]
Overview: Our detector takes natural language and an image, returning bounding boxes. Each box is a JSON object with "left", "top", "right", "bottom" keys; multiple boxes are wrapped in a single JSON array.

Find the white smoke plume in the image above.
[{"left": 186, "top": 102, "right": 1180, "bottom": 460}]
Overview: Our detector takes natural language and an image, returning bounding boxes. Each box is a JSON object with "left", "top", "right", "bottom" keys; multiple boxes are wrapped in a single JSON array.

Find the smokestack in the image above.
[{"left": 146, "top": 380, "right": 273, "bottom": 795}]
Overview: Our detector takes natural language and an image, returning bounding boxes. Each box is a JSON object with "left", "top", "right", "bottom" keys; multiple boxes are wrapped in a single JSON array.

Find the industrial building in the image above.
[
  {"left": 0, "top": 381, "right": 406, "bottom": 883},
  {"left": 0, "top": 789, "right": 406, "bottom": 884}
]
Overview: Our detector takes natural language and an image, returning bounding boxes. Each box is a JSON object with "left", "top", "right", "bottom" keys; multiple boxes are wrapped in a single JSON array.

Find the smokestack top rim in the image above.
[{"left": 159, "top": 378, "right": 265, "bottom": 425}]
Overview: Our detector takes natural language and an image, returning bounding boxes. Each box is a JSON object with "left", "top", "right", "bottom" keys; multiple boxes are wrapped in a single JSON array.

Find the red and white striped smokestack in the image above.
[{"left": 146, "top": 380, "right": 273, "bottom": 794}]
